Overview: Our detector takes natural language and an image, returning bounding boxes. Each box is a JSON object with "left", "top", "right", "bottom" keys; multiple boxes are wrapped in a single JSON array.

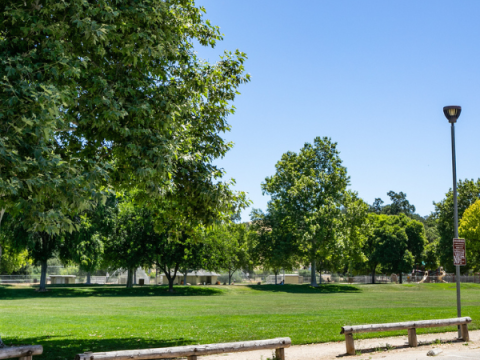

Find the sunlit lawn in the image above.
[{"left": 1, "top": 283, "right": 479, "bottom": 360}]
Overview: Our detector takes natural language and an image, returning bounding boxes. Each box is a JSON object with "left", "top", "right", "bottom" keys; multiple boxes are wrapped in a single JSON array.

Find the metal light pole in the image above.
[{"left": 443, "top": 105, "right": 462, "bottom": 338}]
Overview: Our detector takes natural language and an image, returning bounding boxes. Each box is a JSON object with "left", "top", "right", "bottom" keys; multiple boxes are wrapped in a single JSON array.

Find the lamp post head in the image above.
[{"left": 443, "top": 105, "right": 461, "bottom": 123}]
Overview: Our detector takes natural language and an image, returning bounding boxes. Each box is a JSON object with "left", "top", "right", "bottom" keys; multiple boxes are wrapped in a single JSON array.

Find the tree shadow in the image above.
[
  {"left": 0, "top": 285, "right": 225, "bottom": 300},
  {"left": 245, "top": 284, "right": 361, "bottom": 294},
  {"left": 3, "top": 336, "right": 196, "bottom": 360}
]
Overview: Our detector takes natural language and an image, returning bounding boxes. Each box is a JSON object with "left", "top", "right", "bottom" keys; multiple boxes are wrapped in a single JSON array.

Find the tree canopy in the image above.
[{"left": 1, "top": 0, "right": 249, "bottom": 234}]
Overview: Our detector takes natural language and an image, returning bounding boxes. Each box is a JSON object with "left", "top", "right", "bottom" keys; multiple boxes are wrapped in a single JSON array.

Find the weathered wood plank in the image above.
[
  {"left": 407, "top": 328, "right": 417, "bottom": 347},
  {"left": 18, "top": 356, "right": 32, "bottom": 360},
  {"left": 0, "top": 346, "right": 43, "bottom": 360},
  {"left": 461, "top": 324, "right": 469, "bottom": 342},
  {"left": 76, "top": 338, "right": 291, "bottom": 360},
  {"left": 275, "top": 348, "right": 285, "bottom": 360},
  {"left": 345, "top": 333, "right": 355, "bottom": 355},
  {"left": 341, "top": 317, "right": 471, "bottom": 334},
  {"left": 187, "top": 356, "right": 197, "bottom": 360}
]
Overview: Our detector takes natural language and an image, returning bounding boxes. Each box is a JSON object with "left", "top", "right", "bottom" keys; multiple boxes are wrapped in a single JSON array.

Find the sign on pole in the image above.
[{"left": 453, "top": 238, "right": 466, "bottom": 266}]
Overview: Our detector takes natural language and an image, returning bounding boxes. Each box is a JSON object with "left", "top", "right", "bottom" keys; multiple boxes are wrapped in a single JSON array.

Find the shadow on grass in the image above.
[
  {"left": 0, "top": 284, "right": 225, "bottom": 300},
  {"left": 245, "top": 284, "right": 361, "bottom": 294},
  {"left": 3, "top": 336, "right": 196, "bottom": 360}
]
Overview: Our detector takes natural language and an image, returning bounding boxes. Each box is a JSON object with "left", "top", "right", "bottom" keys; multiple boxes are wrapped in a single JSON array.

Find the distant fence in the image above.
[
  {"left": 0, "top": 275, "right": 40, "bottom": 284},
  {"left": 2, "top": 272, "right": 480, "bottom": 285}
]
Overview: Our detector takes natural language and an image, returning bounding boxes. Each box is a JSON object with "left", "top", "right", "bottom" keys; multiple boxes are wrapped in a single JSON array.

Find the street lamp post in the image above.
[{"left": 443, "top": 105, "right": 462, "bottom": 338}]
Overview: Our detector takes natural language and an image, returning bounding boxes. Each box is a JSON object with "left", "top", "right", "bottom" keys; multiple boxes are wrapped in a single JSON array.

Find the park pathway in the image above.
[{"left": 202, "top": 330, "right": 480, "bottom": 360}]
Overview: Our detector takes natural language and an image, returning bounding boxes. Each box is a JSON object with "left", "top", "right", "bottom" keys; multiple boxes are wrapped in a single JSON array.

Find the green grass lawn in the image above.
[{"left": 1, "top": 283, "right": 479, "bottom": 360}]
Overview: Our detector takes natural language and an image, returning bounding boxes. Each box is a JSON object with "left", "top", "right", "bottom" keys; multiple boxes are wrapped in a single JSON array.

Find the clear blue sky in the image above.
[{"left": 194, "top": 0, "right": 480, "bottom": 220}]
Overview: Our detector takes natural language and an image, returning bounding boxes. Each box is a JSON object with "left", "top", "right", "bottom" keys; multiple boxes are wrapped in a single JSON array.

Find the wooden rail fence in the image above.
[
  {"left": 0, "top": 346, "right": 43, "bottom": 360},
  {"left": 76, "top": 337, "right": 291, "bottom": 360},
  {"left": 340, "top": 317, "right": 472, "bottom": 355}
]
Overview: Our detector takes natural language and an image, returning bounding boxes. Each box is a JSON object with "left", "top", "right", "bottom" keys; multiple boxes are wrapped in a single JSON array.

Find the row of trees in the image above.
[
  {"left": 3, "top": 130, "right": 479, "bottom": 289},
  {"left": 251, "top": 137, "right": 480, "bottom": 285}
]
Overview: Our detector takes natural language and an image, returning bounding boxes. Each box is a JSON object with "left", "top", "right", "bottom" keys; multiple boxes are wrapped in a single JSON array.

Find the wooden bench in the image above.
[
  {"left": 0, "top": 345, "right": 43, "bottom": 360},
  {"left": 340, "top": 317, "right": 471, "bottom": 355},
  {"left": 76, "top": 337, "right": 291, "bottom": 360}
]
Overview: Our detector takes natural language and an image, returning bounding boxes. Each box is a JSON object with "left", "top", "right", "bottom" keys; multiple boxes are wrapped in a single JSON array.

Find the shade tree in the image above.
[
  {"left": 0, "top": 0, "right": 249, "bottom": 279},
  {"left": 262, "top": 137, "right": 349, "bottom": 286}
]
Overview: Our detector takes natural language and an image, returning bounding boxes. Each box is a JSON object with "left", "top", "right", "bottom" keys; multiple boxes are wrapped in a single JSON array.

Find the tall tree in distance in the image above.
[
  {"left": 385, "top": 191, "right": 416, "bottom": 216},
  {"left": 262, "top": 137, "right": 349, "bottom": 286},
  {"left": 369, "top": 198, "right": 384, "bottom": 214},
  {"left": 369, "top": 191, "right": 416, "bottom": 217}
]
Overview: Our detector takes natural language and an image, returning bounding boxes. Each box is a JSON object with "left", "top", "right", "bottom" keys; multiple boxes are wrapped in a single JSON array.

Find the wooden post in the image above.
[
  {"left": 345, "top": 333, "right": 355, "bottom": 355},
  {"left": 461, "top": 324, "right": 469, "bottom": 342},
  {"left": 187, "top": 356, "right": 197, "bottom": 360},
  {"left": 407, "top": 328, "right": 417, "bottom": 347},
  {"left": 275, "top": 348, "right": 285, "bottom": 360}
]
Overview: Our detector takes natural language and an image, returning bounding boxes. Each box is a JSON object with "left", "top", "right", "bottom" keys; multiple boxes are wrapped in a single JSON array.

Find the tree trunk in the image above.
[
  {"left": 126, "top": 268, "right": 133, "bottom": 288},
  {"left": 228, "top": 271, "right": 232, "bottom": 285},
  {"left": 318, "top": 261, "right": 322, "bottom": 285},
  {"left": 275, "top": 272, "right": 277, "bottom": 285},
  {"left": 372, "top": 267, "right": 376, "bottom": 284},
  {"left": 168, "top": 276, "right": 175, "bottom": 292},
  {"left": 86, "top": 272, "right": 91, "bottom": 285},
  {"left": 399, "top": 272, "right": 403, "bottom": 284},
  {"left": 39, "top": 260, "right": 48, "bottom": 291},
  {"left": 162, "top": 264, "right": 178, "bottom": 292},
  {"left": 310, "top": 259, "right": 317, "bottom": 286},
  {"left": 184, "top": 268, "right": 188, "bottom": 285},
  {"left": 134, "top": 270, "right": 137, "bottom": 285}
]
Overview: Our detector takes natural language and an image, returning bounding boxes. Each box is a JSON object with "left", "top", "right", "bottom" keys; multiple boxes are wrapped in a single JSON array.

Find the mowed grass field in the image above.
[{"left": 1, "top": 283, "right": 480, "bottom": 360}]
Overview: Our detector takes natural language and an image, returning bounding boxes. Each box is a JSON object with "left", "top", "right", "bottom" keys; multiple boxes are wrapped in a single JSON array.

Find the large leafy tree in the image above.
[
  {"left": 262, "top": 137, "right": 349, "bottom": 286},
  {"left": 0, "top": 0, "right": 249, "bottom": 273},
  {"left": 459, "top": 199, "right": 480, "bottom": 272},
  {"left": 434, "top": 179, "right": 480, "bottom": 273}
]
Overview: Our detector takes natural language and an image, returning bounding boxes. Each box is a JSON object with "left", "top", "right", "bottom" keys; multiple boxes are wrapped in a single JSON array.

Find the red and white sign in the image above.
[{"left": 453, "top": 238, "right": 466, "bottom": 266}]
